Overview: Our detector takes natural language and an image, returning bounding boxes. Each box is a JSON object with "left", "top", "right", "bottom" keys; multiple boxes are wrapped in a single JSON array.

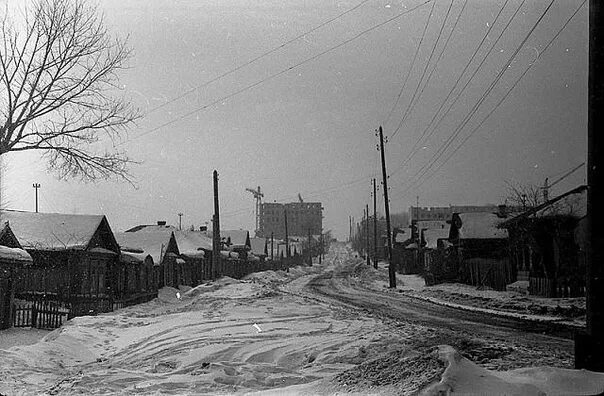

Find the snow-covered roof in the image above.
[
  {"left": 250, "top": 237, "right": 267, "bottom": 256},
  {"left": 222, "top": 230, "right": 250, "bottom": 250},
  {"left": 394, "top": 231, "right": 408, "bottom": 244},
  {"left": 0, "top": 210, "right": 106, "bottom": 250},
  {"left": 115, "top": 230, "right": 174, "bottom": 263},
  {"left": 451, "top": 212, "right": 508, "bottom": 240},
  {"left": 120, "top": 251, "right": 152, "bottom": 265},
  {"left": 0, "top": 245, "right": 32, "bottom": 263},
  {"left": 422, "top": 228, "right": 450, "bottom": 249},
  {"left": 173, "top": 230, "right": 212, "bottom": 255},
  {"left": 416, "top": 220, "right": 448, "bottom": 230},
  {"left": 125, "top": 224, "right": 177, "bottom": 232}
]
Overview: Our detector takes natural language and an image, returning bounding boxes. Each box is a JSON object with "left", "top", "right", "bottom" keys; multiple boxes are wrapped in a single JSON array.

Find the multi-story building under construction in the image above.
[{"left": 258, "top": 202, "right": 323, "bottom": 239}]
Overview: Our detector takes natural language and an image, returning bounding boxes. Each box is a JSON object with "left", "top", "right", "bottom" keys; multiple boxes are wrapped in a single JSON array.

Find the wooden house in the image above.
[
  {"left": 115, "top": 229, "right": 179, "bottom": 289},
  {"left": 173, "top": 230, "right": 212, "bottom": 285},
  {"left": 222, "top": 230, "right": 251, "bottom": 256},
  {"left": 449, "top": 212, "right": 511, "bottom": 291},
  {"left": 0, "top": 210, "right": 120, "bottom": 315},
  {"left": 500, "top": 185, "right": 587, "bottom": 297},
  {"left": 0, "top": 222, "right": 32, "bottom": 329},
  {"left": 116, "top": 249, "right": 156, "bottom": 307}
]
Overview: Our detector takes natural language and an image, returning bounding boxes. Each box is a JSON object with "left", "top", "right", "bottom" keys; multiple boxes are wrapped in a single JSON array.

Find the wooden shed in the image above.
[
  {"left": 115, "top": 250, "right": 157, "bottom": 308},
  {"left": 115, "top": 229, "right": 179, "bottom": 289},
  {"left": 174, "top": 230, "right": 212, "bottom": 286},
  {"left": 449, "top": 212, "right": 511, "bottom": 291},
  {"left": 0, "top": 222, "right": 32, "bottom": 329}
]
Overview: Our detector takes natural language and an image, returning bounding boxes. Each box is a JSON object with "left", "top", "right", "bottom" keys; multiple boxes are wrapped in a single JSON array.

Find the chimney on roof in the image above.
[{"left": 157, "top": 220, "right": 167, "bottom": 226}]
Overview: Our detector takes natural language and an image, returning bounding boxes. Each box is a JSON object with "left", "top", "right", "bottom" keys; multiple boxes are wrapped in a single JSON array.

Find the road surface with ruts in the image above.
[{"left": 290, "top": 245, "right": 574, "bottom": 370}]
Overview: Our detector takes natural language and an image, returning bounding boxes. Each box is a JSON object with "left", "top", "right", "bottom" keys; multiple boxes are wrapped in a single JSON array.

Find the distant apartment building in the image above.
[{"left": 259, "top": 202, "right": 323, "bottom": 239}]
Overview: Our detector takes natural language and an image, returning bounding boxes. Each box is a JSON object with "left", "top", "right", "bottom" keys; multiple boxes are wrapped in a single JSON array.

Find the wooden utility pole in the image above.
[
  {"left": 373, "top": 178, "right": 378, "bottom": 269},
  {"left": 32, "top": 183, "right": 40, "bottom": 213},
  {"left": 271, "top": 232, "right": 274, "bottom": 261},
  {"left": 379, "top": 126, "right": 395, "bottom": 288},
  {"left": 366, "top": 204, "right": 370, "bottom": 266},
  {"left": 319, "top": 232, "right": 323, "bottom": 264},
  {"left": 212, "top": 170, "right": 220, "bottom": 280},
  {"left": 308, "top": 227, "right": 312, "bottom": 266},
  {"left": 284, "top": 207, "right": 290, "bottom": 259},
  {"left": 349, "top": 215, "right": 353, "bottom": 243},
  {"left": 577, "top": 0, "right": 604, "bottom": 371},
  {"left": 362, "top": 207, "right": 366, "bottom": 258}
]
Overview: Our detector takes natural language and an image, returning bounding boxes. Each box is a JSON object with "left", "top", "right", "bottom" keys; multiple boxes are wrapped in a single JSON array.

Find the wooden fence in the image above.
[
  {"left": 462, "top": 257, "right": 514, "bottom": 291},
  {"left": 8, "top": 253, "right": 316, "bottom": 330},
  {"left": 112, "top": 292, "right": 157, "bottom": 311},
  {"left": 13, "top": 300, "right": 70, "bottom": 329},
  {"left": 529, "top": 276, "right": 585, "bottom": 298}
]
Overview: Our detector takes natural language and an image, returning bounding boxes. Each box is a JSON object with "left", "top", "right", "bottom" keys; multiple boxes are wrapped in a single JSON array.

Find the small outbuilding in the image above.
[
  {"left": 174, "top": 230, "right": 212, "bottom": 285},
  {"left": 449, "top": 212, "right": 510, "bottom": 291},
  {"left": 115, "top": 229, "right": 179, "bottom": 289},
  {"left": 0, "top": 222, "right": 32, "bottom": 329}
]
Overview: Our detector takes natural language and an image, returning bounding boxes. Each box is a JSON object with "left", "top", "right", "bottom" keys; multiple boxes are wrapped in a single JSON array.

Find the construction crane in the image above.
[{"left": 246, "top": 186, "right": 264, "bottom": 235}]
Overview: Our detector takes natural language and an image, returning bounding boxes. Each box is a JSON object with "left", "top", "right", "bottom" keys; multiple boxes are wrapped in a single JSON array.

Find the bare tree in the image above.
[
  {"left": 0, "top": 0, "right": 141, "bottom": 181},
  {"left": 503, "top": 180, "right": 544, "bottom": 210}
]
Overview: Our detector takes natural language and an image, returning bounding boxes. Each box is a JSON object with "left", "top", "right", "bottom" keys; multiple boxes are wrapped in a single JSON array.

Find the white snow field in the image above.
[{"left": 1, "top": 249, "right": 604, "bottom": 395}]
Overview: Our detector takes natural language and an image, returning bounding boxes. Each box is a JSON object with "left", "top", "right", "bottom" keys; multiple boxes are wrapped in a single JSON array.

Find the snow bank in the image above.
[
  {"left": 244, "top": 269, "right": 288, "bottom": 284},
  {"left": 422, "top": 345, "right": 604, "bottom": 395}
]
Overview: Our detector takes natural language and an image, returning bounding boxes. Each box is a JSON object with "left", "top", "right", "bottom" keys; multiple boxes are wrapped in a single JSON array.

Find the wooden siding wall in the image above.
[
  {"left": 0, "top": 266, "right": 15, "bottom": 330},
  {"left": 7, "top": 247, "right": 320, "bottom": 330}
]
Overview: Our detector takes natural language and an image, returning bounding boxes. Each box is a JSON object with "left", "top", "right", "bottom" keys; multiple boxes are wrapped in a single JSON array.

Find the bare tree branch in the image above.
[
  {"left": 503, "top": 180, "right": 544, "bottom": 210},
  {"left": 0, "top": 0, "right": 141, "bottom": 181}
]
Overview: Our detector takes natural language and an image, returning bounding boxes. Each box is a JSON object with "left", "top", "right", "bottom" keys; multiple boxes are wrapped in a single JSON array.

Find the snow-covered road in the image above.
[
  {"left": 303, "top": 248, "right": 575, "bottom": 370},
  {"left": 1, "top": 243, "right": 603, "bottom": 395}
]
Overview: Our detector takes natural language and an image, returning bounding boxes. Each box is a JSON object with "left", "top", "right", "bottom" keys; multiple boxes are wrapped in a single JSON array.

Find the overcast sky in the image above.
[{"left": 1, "top": 0, "right": 588, "bottom": 240}]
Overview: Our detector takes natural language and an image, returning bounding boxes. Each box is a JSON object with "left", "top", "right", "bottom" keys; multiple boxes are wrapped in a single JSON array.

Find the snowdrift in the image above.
[{"left": 422, "top": 345, "right": 604, "bottom": 395}]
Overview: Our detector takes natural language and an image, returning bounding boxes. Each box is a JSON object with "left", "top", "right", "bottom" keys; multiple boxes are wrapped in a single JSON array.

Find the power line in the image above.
[
  {"left": 547, "top": 162, "right": 586, "bottom": 186},
  {"left": 405, "top": 0, "right": 555, "bottom": 190},
  {"left": 146, "top": 0, "right": 373, "bottom": 115},
  {"left": 391, "top": 0, "right": 517, "bottom": 174},
  {"left": 392, "top": 0, "right": 468, "bottom": 137},
  {"left": 402, "top": 0, "right": 583, "bottom": 194},
  {"left": 391, "top": 0, "right": 454, "bottom": 139},
  {"left": 383, "top": 0, "right": 436, "bottom": 126},
  {"left": 121, "top": 0, "right": 433, "bottom": 145}
]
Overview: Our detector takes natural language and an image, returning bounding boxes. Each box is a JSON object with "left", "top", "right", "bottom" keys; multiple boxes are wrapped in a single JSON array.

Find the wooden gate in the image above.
[{"left": 12, "top": 300, "right": 70, "bottom": 329}]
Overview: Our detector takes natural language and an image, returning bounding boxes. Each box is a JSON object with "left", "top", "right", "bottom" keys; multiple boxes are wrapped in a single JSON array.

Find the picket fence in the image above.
[{"left": 13, "top": 300, "right": 70, "bottom": 329}]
